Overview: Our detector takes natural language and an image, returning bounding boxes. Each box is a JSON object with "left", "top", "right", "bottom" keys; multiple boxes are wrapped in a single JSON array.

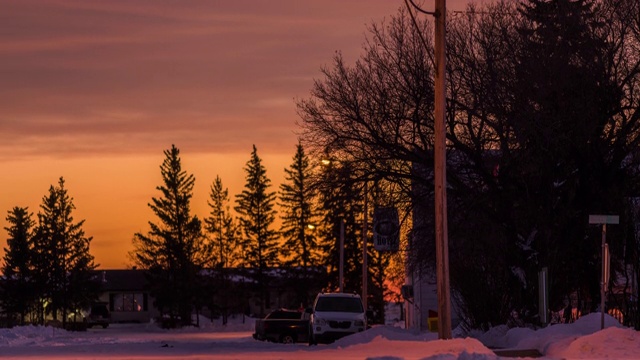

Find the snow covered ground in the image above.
[{"left": 1, "top": 313, "right": 639, "bottom": 359}]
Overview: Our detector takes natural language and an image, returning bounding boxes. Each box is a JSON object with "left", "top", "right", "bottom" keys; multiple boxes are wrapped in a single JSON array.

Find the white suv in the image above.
[{"left": 308, "top": 292, "right": 366, "bottom": 345}]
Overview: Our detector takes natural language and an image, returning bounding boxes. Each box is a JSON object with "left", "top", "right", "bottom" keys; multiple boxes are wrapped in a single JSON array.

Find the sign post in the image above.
[
  {"left": 538, "top": 267, "right": 549, "bottom": 325},
  {"left": 588, "top": 214, "right": 619, "bottom": 330}
]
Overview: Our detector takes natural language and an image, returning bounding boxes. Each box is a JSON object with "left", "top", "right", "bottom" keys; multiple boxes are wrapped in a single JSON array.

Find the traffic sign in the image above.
[{"left": 588, "top": 215, "right": 619, "bottom": 224}]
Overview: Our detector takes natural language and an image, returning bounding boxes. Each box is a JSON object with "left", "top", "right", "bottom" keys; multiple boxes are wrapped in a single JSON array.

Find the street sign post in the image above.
[
  {"left": 589, "top": 214, "right": 619, "bottom": 330},
  {"left": 588, "top": 215, "right": 619, "bottom": 225},
  {"left": 538, "top": 267, "right": 549, "bottom": 325}
]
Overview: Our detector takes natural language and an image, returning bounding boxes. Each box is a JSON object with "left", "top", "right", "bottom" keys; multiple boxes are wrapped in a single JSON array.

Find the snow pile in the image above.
[
  {"left": 333, "top": 325, "right": 438, "bottom": 346},
  {"left": 479, "top": 313, "right": 624, "bottom": 353},
  {"left": 552, "top": 326, "right": 640, "bottom": 359},
  {"left": 0, "top": 325, "right": 53, "bottom": 346}
]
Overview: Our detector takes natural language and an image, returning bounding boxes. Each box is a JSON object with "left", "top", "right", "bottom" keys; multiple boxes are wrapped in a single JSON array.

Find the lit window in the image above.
[{"left": 110, "top": 293, "right": 147, "bottom": 312}]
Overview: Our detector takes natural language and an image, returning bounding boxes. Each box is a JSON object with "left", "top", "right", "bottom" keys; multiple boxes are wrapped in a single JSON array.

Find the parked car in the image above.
[
  {"left": 308, "top": 292, "right": 366, "bottom": 345},
  {"left": 253, "top": 309, "right": 309, "bottom": 344},
  {"left": 86, "top": 303, "right": 111, "bottom": 328}
]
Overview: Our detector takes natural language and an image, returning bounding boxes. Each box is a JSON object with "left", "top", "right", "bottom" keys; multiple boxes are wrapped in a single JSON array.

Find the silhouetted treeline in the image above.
[
  {"left": 125, "top": 142, "right": 396, "bottom": 327},
  {"left": 296, "top": 0, "right": 640, "bottom": 329}
]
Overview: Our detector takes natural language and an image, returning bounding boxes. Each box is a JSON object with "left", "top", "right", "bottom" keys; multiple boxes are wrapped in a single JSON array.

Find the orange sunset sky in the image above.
[{"left": 1, "top": 0, "right": 469, "bottom": 269}]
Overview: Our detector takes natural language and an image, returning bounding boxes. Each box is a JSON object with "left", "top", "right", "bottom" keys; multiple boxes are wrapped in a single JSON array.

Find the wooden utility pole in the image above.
[
  {"left": 362, "top": 181, "right": 368, "bottom": 311},
  {"left": 434, "top": 0, "right": 452, "bottom": 339},
  {"left": 339, "top": 219, "right": 345, "bottom": 293}
]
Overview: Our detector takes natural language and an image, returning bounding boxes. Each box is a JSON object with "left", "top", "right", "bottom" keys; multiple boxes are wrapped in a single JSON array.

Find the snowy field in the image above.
[{"left": 1, "top": 313, "right": 639, "bottom": 359}]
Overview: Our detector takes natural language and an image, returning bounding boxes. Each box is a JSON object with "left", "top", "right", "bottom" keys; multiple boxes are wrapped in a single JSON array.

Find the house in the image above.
[{"left": 94, "top": 269, "right": 157, "bottom": 323}]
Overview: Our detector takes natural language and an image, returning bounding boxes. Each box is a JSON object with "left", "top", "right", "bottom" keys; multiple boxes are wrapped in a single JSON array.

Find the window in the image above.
[
  {"left": 109, "top": 293, "right": 148, "bottom": 312},
  {"left": 315, "top": 297, "right": 363, "bottom": 313}
]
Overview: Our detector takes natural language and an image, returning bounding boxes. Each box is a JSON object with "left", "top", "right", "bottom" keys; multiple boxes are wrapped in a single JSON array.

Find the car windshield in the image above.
[{"left": 315, "top": 297, "right": 363, "bottom": 313}]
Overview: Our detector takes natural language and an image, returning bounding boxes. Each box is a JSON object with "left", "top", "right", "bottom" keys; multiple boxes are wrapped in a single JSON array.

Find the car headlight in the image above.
[
  {"left": 354, "top": 320, "right": 365, "bottom": 327},
  {"left": 314, "top": 317, "right": 326, "bottom": 326}
]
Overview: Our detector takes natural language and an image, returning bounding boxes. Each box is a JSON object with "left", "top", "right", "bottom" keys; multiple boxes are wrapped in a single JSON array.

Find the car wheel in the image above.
[{"left": 280, "top": 334, "right": 295, "bottom": 344}]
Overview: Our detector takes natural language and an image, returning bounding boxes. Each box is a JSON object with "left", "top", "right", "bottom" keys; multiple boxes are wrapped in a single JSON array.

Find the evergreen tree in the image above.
[
  {"left": 32, "top": 177, "right": 98, "bottom": 327},
  {"left": 204, "top": 175, "right": 241, "bottom": 324},
  {"left": 234, "top": 145, "right": 279, "bottom": 315},
  {"left": 205, "top": 176, "right": 239, "bottom": 269},
  {"left": 316, "top": 161, "right": 363, "bottom": 294},
  {"left": 131, "top": 145, "right": 206, "bottom": 327},
  {"left": 367, "top": 250, "right": 391, "bottom": 323},
  {"left": 1, "top": 207, "right": 35, "bottom": 326},
  {"left": 278, "top": 142, "right": 323, "bottom": 307},
  {"left": 279, "top": 142, "right": 321, "bottom": 268},
  {"left": 509, "top": 0, "right": 623, "bottom": 313}
]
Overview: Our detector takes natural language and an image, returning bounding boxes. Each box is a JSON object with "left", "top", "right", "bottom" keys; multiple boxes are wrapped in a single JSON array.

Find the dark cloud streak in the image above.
[{"left": 1, "top": 0, "right": 468, "bottom": 160}]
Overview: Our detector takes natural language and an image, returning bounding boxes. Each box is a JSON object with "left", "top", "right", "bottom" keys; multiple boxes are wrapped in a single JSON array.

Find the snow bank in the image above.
[
  {"left": 332, "top": 325, "right": 438, "bottom": 346},
  {"left": 552, "top": 326, "right": 640, "bottom": 359},
  {"left": 0, "top": 325, "right": 54, "bottom": 346}
]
